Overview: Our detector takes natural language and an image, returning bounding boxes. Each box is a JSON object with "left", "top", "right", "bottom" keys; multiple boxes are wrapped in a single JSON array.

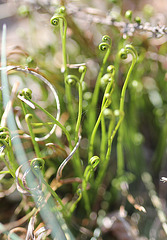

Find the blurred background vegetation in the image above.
[{"left": 0, "top": 0, "right": 167, "bottom": 239}]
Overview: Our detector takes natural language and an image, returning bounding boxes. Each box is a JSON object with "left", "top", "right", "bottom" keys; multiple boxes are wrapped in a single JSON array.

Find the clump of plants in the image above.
[{"left": 0, "top": 1, "right": 167, "bottom": 239}]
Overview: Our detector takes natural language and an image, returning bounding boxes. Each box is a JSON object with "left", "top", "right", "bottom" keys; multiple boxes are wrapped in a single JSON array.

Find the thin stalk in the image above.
[
  {"left": 88, "top": 36, "right": 111, "bottom": 135},
  {"left": 100, "top": 80, "right": 114, "bottom": 161},
  {"left": 60, "top": 18, "right": 75, "bottom": 128},
  {"left": 83, "top": 156, "right": 99, "bottom": 215},
  {"left": 100, "top": 116, "right": 106, "bottom": 161},
  {"left": 26, "top": 96, "right": 83, "bottom": 177},
  {"left": 88, "top": 101, "right": 108, "bottom": 160},
  {"left": 82, "top": 179, "right": 91, "bottom": 214},
  {"left": 0, "top": 152, "right": 15, "bottom": 178},
  {"left": 22, "top": 97, "right": 72, "bottom": 149},
  {"left": 41, "top": 176, "right": 67, "bottom": 215},
  {"left": 75, "top": 82, "right": 83, "bottom": 142},
  {"left": 20, "top": 101, "right": 41, "bottom": 158},
  {"left": 95, "top": 114, "right": 116, "bottom": 188},
  {"left": 117, "top": 57, "right": 136, "bottom": 176},
  {"left": 75, "top": 69, "right": 86, "bottom": 142}
]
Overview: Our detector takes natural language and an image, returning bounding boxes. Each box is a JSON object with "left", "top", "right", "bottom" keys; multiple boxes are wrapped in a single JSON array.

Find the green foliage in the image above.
[{"left": 0, "top": 1, "right": 167, "bottom": 239}]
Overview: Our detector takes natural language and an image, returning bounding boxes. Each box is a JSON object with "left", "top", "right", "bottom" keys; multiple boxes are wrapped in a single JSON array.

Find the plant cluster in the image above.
[{"left": 0, "top": 1, "right": 167, "bottom": 240}]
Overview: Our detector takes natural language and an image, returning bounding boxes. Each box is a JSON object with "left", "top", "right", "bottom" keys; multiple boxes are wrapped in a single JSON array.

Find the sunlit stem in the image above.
[
  {"left": 117, "top": 53, "right": 137, "bottom": 176},
  {"left": 60, "top": 17, "right": 75, "bottom": 129},
  {"left": 22, "top": 96, "right": 72, "bottom": 149},
  {"left": 88, "top": 101, "right": 109, "bottom": 160},
  {"left": 20, "top": 101, "right": 41, "bottom": 158},
  {"left": 100, "top": 80, "right": 114, "bottom": 161},
  {"left": 88, "top": 46, "right": 111, "bottom": 135},
  {"left": 75, "top": 70, "right": 86, "bottom": 142},
  {"left": 0, "top": 151, "right": 15, "bottom": 178}
]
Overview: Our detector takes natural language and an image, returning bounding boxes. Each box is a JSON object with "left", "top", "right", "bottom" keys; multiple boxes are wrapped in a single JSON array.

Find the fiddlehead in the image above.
[
  {"left": 51, "top": 7, "right": 76, "bottom": 130},
  {"left": 65, "top": 75, "right": 80, "bottom": 86},
  {"left": 30, "top": 157, "right": 45, "bottom": 172},
  {"left": 5, "top": 66, "right": 60, "bottom": 141},
  {"left": 119, "top": 44, "right": 138, "bottom": 61},
  {"left": 84, "top": 156, "right": 100, "bottom": 184},
  {"left": 78, "top": 65, "right": 87, "bottom": 75},
  {"left": 119, "top": 44, "right": 138, "bottom": 112},
  {"left": 21, "top": 88, "right": 32, "bottom": 99},
  {"left": 50, "top": 7, "right": 67, "bottom": 27},
  {"left": 99, "top": 35, "right": 112, "bottom": 52},
  {"left": 12, "top": 67, "right": 61, "bottom": 141}
]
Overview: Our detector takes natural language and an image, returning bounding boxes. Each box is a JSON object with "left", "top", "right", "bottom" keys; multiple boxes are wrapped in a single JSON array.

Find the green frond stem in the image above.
[
  {"left": 20, "top": 96, "right": 72, "bottom": 149},
  {"left": 82, "top": 156, "right": 100, "bottom": 215},
  {"left": 88, "top": 101, "right": 108, "bottom": 161},
  {"left": 117, "top": 46, "right": 137, "bottom": 176},
  {"left": 0, "top": 152, "right": 15, "bottom": 178},
  {"left": 75, "top": 69, "right": 86, "bottom": 142},
  {"left": 100, "top": 78, "right": 115, "bottom": 161},
  {"left": 88, "top": 36, "right": 112, "bottom": 136}
]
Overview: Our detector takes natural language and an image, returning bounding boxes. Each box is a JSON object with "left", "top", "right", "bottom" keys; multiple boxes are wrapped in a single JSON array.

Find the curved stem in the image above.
[
  {"left": 23, "top": 97, "right": 72, "bottom": 148},
  {"left": 25, "top": 113, "right": 42, "bottom": 158},
  {"left": 89, "top": 77, "right": 114, "bottom": 161},
  {"left": 117, "top": 58, "right": 136, "bottom": 176},
  {"left": 95, "top": 113, "right": 116, "bottom": 188},
  {"left": 75, "top": 70, "right": 86, "bottom": 142},
  {"left": 95, "top": 46, "right": 137, "bottom": 186},
  {"left": 83, "top": 156, "right": 99, "bottom": 215},
  {"left": 60, "top": 17, "right": 75, "bottom": 128},
  {"left": 88, "top": 101, "right": 108, "bottom": 160},
  {"left": 100, "top": 80, "right": 114, "bottom": 161},
  {"left": 88, "top": 37, "right": 111, "bottom": 136},
  {"left": 100, "top": 116, "right": 106, "bottom": 161},
  {"left": 56, "top": 136, "right": 81, "bottom": 180},
  {"left": 0, "top": 150, "right": 15, "bottom": 178}
]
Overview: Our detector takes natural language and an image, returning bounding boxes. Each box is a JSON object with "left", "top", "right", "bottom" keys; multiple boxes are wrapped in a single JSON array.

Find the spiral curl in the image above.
[
  {"left": 30, "top": 157, "right": 45, "bottom": 172},
  {"left": 50, "top": 6, "right": 66, "bottom": 26},
  {"left": 0, "top": 127, "right": 10, "bottom": 150},
  {"left": 119, "top": 44, "right": 138, "bottom": 61},
  {"left": 99, "top": 35, "right": 112, "bottom": 51},
  {"left": 50, "top": 16, "right": 60, "bottom": 26},
  {"left": 107, "top": 65, "right": 115, "bottom": 74},
  {"left": 50, "top": 14, "right": 67, "bottom": 28},
  {"left": 84, "top": 156, "right": 100, "bottom": 182},
  {"left": 89, "top": 155, "right": 100, "bottom": 169},
  {"left": 65, "top": 75, "right": 80, "bottom": 86},
  {"left": 8, "top": 66, "right": 61, "bottom": 142},
  {"left": 79, "top": 65, "right": 87, "bottom": 74},
  {"left": 21, "top": 88, "right": 32, "bottom": 99},
  {"left": 25, "top": 113, "right": 33, "bottom": 122}
]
